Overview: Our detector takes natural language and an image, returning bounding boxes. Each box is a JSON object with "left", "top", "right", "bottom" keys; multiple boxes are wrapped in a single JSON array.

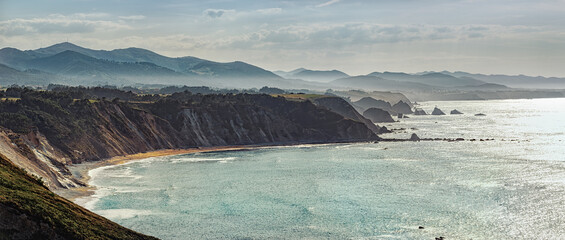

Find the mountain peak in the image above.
[{"left": 33, "top": 42, "right": 88, "bottom": 55}]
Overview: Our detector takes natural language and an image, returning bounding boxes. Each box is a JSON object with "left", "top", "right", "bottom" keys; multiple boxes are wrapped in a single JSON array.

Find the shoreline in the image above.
[{"left": 55, "top": 145, "right": 267, "bottom": 202}]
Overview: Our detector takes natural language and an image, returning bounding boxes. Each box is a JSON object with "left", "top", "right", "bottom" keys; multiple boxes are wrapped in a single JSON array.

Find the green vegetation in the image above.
[{"left": 0, "top": 154, "right": 157, "bottom": 239}]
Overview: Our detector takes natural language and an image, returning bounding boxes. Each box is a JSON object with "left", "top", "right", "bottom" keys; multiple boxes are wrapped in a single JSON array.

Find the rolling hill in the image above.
[{"left": 276, "top": 68, "right": 350, "bottom": 82}]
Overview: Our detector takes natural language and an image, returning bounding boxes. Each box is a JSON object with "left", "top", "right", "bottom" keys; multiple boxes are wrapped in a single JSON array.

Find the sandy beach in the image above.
[{"left": 55, "top": 146, "right": 260, "bottom": 202}]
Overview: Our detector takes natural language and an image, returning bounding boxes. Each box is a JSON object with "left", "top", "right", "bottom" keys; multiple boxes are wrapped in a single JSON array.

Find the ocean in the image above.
[{"left": 77, "top": 98, "right": 565, "bottom": 239}]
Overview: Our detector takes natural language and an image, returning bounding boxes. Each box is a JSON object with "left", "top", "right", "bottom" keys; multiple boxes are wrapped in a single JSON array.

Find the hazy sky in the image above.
[{"left": 1, "top": 0, "right": 565, "bottom": 77}]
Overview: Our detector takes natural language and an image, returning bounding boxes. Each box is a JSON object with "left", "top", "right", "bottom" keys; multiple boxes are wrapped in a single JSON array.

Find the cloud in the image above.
[
  {"left": 256, "top": 8, "right": 283, "bottom": 15},
  {"left": 203, "top": 9, "right": 235, "bottom": 19},
  {"left": 72, "top": 13, "right": 111, "bottom": 19},
  {"left": 0, "top": 14, "right": 130, "bottom": 36},
  {"left": 119, "top": 15, "right": 146, "bottom": 21},
  {"left": 317, "top": 0, "right": 341, "bottom": 8}
]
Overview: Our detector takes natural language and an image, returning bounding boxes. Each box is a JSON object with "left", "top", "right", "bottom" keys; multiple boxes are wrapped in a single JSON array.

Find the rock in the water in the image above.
[
  {"left": 410, "top": 133, "right": 420, "bottom": 141},
  {"left": 450, "top": 109, "right": 463, "bottom": 114},
  {"left": 475, "top": 113, "right": 486, "bottom": 116},
  {"left": 363, "top": 108, "right": 395, "bottom": 123},
  {"left": 414, "top": 108, "right": 427, "bottom": 115},
  {"left": 431, "top": 107, "right": 445, "bottom": 115}
]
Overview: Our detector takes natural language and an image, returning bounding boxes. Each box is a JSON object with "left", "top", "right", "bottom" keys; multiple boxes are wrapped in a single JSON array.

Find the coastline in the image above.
[{"left": 55, "top": 145, "right": 264, "bottom": 202}]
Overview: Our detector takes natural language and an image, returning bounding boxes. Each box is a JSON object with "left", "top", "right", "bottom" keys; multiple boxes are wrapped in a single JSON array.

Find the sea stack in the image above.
[
  {"left": 431, "top": 107, "right": 446, "bottom": 115},
  {"left": 450, "top": 109, "right": 463, "bottom": 114},
  {"left": 410, "top": 133, "right": 420, "bottom": 141}
]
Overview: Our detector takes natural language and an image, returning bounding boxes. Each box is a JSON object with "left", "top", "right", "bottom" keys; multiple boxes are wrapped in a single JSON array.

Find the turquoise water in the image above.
[{"left": 79, "top": 98, "right": 565, "bottom": 239}]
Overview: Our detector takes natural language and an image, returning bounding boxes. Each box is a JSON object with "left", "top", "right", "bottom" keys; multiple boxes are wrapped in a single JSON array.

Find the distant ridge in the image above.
[
  {"left": 331, "top": 75, "right": 435, "bottom": 91},
  {"left": 275, "top": 68, "right": 349, "bottom": 82},
  {"left": 368, "top": 71, "right": 486, "bottom": 88}
]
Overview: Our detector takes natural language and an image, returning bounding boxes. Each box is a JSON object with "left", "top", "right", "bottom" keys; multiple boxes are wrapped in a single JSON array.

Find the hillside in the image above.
[
  {"left": 0, "top": 153, "right": 157, "bottom": 240},
  {"left": 28, "top": 51, "right": 182, "bottom": 77},
  {"left": 0, "top": 64, "right": 55, "bottom": 86}
]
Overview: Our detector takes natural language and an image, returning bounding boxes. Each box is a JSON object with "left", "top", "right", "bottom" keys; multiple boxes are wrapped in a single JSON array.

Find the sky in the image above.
[{"left": 1, "top": 0, "right": 565, "bottom": 77}]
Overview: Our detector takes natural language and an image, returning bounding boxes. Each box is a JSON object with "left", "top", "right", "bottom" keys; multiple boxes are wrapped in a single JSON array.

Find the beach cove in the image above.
[{"left": 66, "top": 98, "right": 565, "bottom": 239}]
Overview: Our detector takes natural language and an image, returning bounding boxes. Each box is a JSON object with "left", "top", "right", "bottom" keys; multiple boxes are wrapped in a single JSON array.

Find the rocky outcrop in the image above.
[
  {"left": 362, "top": 108, "right": 394, "bottom": 123},
  {"left": 431, "top": 107, "right": 446, "bottom": 115},
  {"left": 312, "top": 96, "right": 386, "bottom": 134},
  {"left": 450, "top": 109, "right": 463, "bottom": 114},
  {"left": 352, "top": 97, "right": 392, "bottom": 113},
  {"left": 391, "top": 101, "right": 413, "bottom": 114}
]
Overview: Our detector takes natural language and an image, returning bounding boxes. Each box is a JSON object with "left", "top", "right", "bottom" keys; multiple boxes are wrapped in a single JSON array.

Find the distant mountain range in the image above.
[
  {"left": 1, "top": 42, "right": 564, "bottom": 90},
  {"left": 0, "top": 42, "right": 309, "bottom": 88}
]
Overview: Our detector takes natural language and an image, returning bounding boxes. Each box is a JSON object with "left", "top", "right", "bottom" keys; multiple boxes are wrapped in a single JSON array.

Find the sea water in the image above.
[{"left": 78, "top": 98, "right": 565, "bottom": 239}]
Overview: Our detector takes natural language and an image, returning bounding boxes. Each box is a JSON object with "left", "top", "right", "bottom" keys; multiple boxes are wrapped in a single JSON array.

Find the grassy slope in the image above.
[{"left": 0, "top": 154, "right": 158, "bottom": 240}]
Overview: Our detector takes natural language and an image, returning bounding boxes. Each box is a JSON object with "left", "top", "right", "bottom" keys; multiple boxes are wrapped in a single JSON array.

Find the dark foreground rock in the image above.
[{"left": 363, "top": 108, "right": 395, "bottom": 123}]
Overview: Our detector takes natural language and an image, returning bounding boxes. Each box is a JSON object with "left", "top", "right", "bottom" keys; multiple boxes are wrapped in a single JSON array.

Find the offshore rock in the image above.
[
  {"left": 450, "top": 109, "right": 463, "bottom": 114},
  {"left": 431, "top": 107, "right": 446, "bottom": 115}
]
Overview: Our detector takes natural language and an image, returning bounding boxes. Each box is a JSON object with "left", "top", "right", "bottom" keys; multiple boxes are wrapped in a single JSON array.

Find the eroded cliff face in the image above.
[
  {"left": 0, "top": 93, "right": 378, "bottom": 189},
  {"left": 0, "top": 128, "right": 82, "bottom": 189}
]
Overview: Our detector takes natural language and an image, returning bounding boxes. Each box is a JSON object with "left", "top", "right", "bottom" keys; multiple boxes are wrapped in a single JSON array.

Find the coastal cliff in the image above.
[{"left": 0, "top": 89, "right": 378, "bottom": 189}]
